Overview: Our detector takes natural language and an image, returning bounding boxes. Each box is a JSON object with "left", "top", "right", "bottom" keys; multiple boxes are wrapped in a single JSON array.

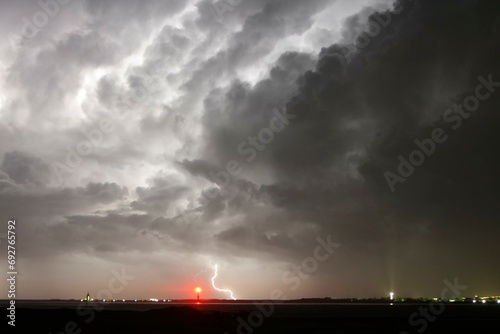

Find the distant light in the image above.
[
  {"left": 195, "top": 287, "right": 202, "bottom": 293},
  {"left": 482, "top": 300, "right": 487, "bottom": 304},
  {"left": 123, "top": 299, "right": 125, "bottom": 302},
  {"left": 135, "top": 300, "right": 137, "bottom": 302},
  {"left": 103, "top": 299, "right": 106, "bottom": 302},
  {"left": 163, "top": 299, "right": 166, "bottom": 302},
  {"left": 473, "top": 300, "right": 477, "bottom": 303},
  {"left": 497, "top": 300, "right": 500, "bottom": 304},
  {"left": 389, "top": 292, "right": 394, "bottom": 300},
  {"left": 449, "top": 299, "right": 455, "bottom": 302},
  {"left": 113, "top": 299, "right": 116, "bottom": 302}
]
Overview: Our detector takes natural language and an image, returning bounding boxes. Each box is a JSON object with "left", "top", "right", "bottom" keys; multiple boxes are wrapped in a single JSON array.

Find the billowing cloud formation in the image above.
[{"left": 0, "top": 0, "right": 499, "bottom": 300}]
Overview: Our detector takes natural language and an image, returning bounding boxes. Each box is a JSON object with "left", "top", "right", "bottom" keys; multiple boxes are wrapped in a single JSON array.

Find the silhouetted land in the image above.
[{"left": 2, "top": 300, "right": 499, "bottom": 333}]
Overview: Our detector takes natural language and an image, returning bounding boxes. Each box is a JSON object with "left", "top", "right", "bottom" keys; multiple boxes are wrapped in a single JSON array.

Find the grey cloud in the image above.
[
  {"left": 200, "top": 51, "right": 319, "bottom": 171},
  {"left": 187, "top": 0, "right": 500, "bottom": 294},
  {"left": 3, "top": 0, "right": 499, "bottom": 299},
  {"left": 47, "top": 213, "right": 154, "bottom": 255},
  {"left": 131, "top": 173, "right": 189, "bottom": 216},
  {"left": 1, "top": 151, "right": 51, "bottom": 186},
  {"left": 183, "top": 0, "right": 330, "bottom": 93}
]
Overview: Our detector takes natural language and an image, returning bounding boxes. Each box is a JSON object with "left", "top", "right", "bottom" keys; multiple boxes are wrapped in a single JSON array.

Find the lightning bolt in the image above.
[{"left": 211, "top": 264, "right": 236, "bottom": 300}]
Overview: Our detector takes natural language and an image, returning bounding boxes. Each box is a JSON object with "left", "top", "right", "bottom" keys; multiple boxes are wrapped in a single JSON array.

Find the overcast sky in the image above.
[{"left": 0, "top": 0, "right": 499, "bottom": 300}]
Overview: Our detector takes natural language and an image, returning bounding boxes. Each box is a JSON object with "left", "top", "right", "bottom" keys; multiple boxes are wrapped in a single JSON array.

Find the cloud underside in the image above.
[{"left": 1, "top": 0, "right": 500, "bottom": 298}]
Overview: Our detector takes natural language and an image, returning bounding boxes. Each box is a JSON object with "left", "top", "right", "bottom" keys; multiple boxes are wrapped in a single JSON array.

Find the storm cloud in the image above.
[{"left": 0, "top": 0, "right": 499, "bottom": 300}]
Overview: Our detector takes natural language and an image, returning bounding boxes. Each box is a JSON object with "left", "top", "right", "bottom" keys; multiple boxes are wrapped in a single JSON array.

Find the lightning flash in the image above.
[{"left": 211, "top": 264, "right": 236, "bottom": 300}]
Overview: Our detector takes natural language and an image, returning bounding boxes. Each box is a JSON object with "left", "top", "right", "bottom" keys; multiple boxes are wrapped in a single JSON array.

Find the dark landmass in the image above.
[{"left": 2, "top": 300, "right": 500, "bottom": 333}]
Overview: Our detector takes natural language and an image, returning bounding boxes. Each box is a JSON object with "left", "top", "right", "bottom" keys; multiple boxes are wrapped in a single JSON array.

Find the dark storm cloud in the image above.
[
  {"left": 201, "top": 0, "right": 500, "bottom": 220},
  {"left": 356, "top": 0, "right": 500, "bottom": 222},
  {"left": 194, "top": 0, "right": 500, "bottom": 293},
  {"left": 199, "top": 51, "right": 317, "bottom": 167},
  {"left": 2, "top": 0, "right": 499, "bottom": 299}
]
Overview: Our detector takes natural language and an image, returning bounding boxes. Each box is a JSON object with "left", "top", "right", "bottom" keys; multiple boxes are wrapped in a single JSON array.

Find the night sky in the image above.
[{"left": 0, "top": 0, "right": 499, "bottom": 300}]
